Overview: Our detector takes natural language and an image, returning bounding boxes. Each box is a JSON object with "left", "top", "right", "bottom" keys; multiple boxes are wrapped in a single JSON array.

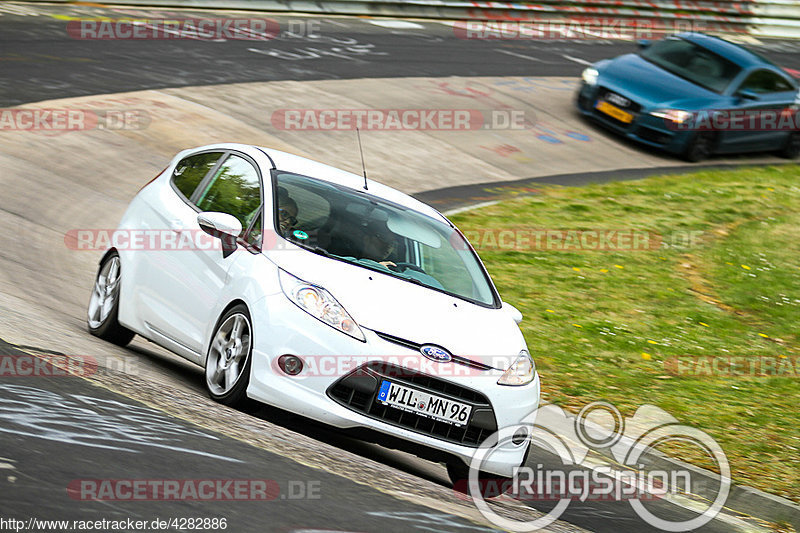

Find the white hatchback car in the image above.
[{"left": 88, "top": 143, "right": 540, "bottom": 482}]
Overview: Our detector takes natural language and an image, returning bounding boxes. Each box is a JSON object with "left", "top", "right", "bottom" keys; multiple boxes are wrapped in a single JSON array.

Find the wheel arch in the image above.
[
  {"left": 217, "top": 299, "right": 251, "bottom": 324},
  {"left": 97, "top": 247, "right": 119, "bottom": 268},
  {"left": 202, "top": 299, "right": 252, "bottom": 367}
]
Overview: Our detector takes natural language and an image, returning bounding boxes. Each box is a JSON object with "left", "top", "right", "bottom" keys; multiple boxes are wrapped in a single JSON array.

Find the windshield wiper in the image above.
[
  {"left": 295, "top": 241, "right": 333, "bottom": 258},
  {"left": 392, "top": 272, "right": 426, "bottom": 287},
  {"left": 310, "top": 246, "right": 331, "bottom": 257}
]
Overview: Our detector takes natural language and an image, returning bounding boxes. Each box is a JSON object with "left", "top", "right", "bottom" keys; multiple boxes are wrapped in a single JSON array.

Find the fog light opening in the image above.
[
  {"left": 512, "top": 427, "right": 529, "bottom": 446},
  {"left": 278, "top": 355, "right": 304, "bottom": 376}
]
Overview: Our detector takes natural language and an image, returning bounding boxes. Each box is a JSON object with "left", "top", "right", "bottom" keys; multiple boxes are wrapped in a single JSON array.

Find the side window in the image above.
[
  {"left": 172, "top": 152, "right": 223, "bottom": 200},
  {"left": 275, "top": 181, "right": 331, "bottom": 236},
  {"left": 738, "top": 70, "right": 795, "bottom": 94},
  {"left": 196, "top": 154, "right": 262, "bottom": 231},
  {"left": 242, "top": 210, "right": 263, "bottom": 250}
]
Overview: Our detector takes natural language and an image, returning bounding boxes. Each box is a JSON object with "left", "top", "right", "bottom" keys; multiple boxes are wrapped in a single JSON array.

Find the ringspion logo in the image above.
[{"left": 468, "top": 402, "right": 730, "bottom": 532}]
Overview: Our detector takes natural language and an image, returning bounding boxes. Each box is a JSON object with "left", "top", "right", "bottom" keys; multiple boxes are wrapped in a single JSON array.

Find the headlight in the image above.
[
  {"left": 581, "top": 67, "right": 599, "bottom": 86},
  {"left": 279, "top": 269, "right": 365, "bottom": 342},
  {"left": 498, "top": 350, "right": 536, "bottom": 386},
  {"left": 650, "top": 109, "right": 693, "bottom": 124}
]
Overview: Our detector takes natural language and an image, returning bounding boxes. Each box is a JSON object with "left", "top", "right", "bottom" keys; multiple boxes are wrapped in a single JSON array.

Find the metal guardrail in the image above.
[{"left": 21, "top": 0, "right": 800, "bottom": 38}]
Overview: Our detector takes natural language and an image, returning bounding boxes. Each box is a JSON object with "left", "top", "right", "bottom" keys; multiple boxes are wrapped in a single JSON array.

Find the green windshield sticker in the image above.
[{"left": 293, "top": 230, "right": 308, "bottom": 240}]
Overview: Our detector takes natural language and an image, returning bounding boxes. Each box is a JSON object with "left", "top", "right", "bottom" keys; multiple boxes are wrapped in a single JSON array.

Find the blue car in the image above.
[{"left": 576, "top": 33, "right": 800, "bottom": 161}]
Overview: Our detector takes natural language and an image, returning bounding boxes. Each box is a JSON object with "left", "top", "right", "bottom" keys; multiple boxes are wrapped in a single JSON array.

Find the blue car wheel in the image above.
[
  {"left": 779, "top": 132, "right": 800, "bottom": 159},
  {"left": 683, "top": 132, "right": 716, "bottom": 163}
]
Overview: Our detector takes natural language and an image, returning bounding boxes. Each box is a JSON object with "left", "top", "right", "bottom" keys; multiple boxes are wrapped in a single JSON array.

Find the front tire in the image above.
[
  {"left": 683, "top": 132, "right": 715, "bottom": 162},
  {"left": 87, "top": 251, "right": 135, "bottom": 346},
  {"left": 205, "top": 305, "right": 253, "bottom": 407}
]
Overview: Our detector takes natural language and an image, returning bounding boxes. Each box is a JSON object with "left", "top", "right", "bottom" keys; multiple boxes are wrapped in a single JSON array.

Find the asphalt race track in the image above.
[
  {"left": 3, "top": 3, "right": 800, "bottom": 108},
  {"left": 1, "top": 2, "right": 799, "bottom": 532}
]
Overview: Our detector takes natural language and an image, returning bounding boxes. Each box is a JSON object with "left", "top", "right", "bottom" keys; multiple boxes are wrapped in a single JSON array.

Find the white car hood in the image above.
[{"left": 265, "top": 248, "right": 525, "bottom": 363}]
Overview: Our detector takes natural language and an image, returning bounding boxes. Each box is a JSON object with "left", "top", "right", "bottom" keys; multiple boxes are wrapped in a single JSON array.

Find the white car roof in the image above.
[
  {"left": 259, "top": 146, "right": 448, "bottom": 224},
  {"left": 178, "top": 143, "right": 449, "bottom": 224}
]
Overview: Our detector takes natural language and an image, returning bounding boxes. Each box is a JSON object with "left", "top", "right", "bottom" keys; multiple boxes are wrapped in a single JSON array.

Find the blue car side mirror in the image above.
[{"left": 737, "top": 89, "right": 759, "bottom": 101}]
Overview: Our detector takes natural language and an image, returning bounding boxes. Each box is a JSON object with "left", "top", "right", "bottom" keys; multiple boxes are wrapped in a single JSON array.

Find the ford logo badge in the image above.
[{"left": 420, "top": 345, "right": 452, "bottom": 363}]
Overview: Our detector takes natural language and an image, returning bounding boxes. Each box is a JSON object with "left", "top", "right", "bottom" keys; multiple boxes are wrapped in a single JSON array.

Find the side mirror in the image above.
[
  {"left": 737, "top": 89, "right": 759, "bottom": 101},
  {"left": 502, "top": 301, "right": 523, "bottom": 324},
  {"left": 198, "top": 212, "right": 242, "bottom": 258},
  {"left": 637, "top": 39, "right": 651, "bottom": 50}
]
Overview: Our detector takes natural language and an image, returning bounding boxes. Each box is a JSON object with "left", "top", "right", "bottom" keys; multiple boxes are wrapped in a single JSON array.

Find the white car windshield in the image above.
[{"left": 273, "top": 171, "right": 498, "bottom": 307}]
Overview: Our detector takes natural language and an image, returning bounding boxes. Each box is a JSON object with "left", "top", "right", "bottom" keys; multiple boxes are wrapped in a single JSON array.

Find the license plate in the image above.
[
  {"left": 595, "top": 100, "right": 634, "bottom": 124},
  {"left": 377, "top": 380, "right": 472, "bottom": 427}
]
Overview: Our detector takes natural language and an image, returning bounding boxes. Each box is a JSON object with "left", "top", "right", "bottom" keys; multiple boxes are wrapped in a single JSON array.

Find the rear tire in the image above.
[
  {"left": 205, "top": 305, "right": 253, "bottom": 408},
  {"left": 87, "top": 251, "right": 135, "bottom": 347},
  {"left": 683, "top": 132, "right": 715, "bottom": 162},
  {"left": 778, "top": 132, "right": 800, "bottom": 159}
]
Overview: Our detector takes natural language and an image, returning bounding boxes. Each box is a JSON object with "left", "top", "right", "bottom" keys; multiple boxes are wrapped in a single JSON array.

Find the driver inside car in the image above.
[
  {"left": 277, "top": 188, "right": 299, "bottom": 236},
  {"left": 362, "top": 223, "right": 398, "bottom": 268}
]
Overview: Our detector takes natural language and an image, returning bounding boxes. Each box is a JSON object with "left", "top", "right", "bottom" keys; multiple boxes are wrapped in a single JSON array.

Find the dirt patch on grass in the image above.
[{"left": 681, "top": 252, "right": 743, "bottom": 315}]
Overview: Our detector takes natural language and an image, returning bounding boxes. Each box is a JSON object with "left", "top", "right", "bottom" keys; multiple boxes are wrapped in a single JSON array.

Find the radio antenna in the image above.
[{"left": 356, "top": 127, "right": 368, "bottom": 190}]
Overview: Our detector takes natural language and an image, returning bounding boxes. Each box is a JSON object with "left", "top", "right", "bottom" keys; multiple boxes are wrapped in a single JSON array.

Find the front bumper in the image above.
[
  {"left": 576, "top": 82, "right": 693, "bottom": 156},
  {"left": 246, "top": 291, "right": 540, "bottom": 476}
]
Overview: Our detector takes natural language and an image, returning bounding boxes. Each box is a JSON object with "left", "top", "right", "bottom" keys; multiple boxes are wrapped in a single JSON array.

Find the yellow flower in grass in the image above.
[
  {"left": 573, "top": 267, "right": 581, "bottom": 272},
  {"left": 641, "top": 352, "right": 652, "bottom": 361},
  {"left": 573, "top": 324, "right": 583, "bottom": 328},
  {"left": 758, "top": 333, "right": 768, "bottom": 338},
  {"left": 699, "top": 322, "right": 710, "bottom": 327},
  {"left": 545, "top": 309, "right": 555, "bottom": 313},
  {"left": 741, "top": 265, "right": 751, "bottom": 270},
  {"left": 647, "top": 340, "right": 658, "bottom": 345},
  {"left": 600, "top": 268, "right": 609, "bottom": 273},
  {"left": 614, "top": 264, "right": 624, "bottom": 269}
]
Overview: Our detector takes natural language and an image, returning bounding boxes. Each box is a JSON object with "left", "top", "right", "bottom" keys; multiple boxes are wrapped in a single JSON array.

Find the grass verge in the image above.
[{"left": 450, "top": 165, "right": 800, "bottom": 502}]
